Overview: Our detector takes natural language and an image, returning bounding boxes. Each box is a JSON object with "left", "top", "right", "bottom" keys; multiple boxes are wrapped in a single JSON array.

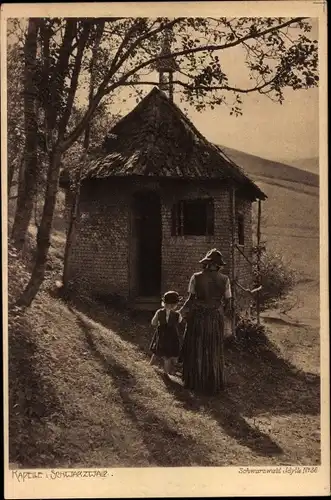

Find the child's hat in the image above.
[{"left": 162, "top": 291, "right": 182, "bottom": 304}]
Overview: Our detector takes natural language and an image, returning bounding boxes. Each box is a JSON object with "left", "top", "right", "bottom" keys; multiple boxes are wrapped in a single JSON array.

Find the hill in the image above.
[
  {"left": 9, "top": 244, "right": 320, "bottom": 469},
  {"left": 220, "top": 146, "right": 320, "bottom": 282},
  {"left": 8, "top": 145, "right": 320, "bottom": 471},
  {"left": 280, "top": 157, "right": 319, "bottom": 175},
  {"left": 8, "top": 141, "right": 320, "bottom": 298},
  {"left": 220, "top": 146, "right": 319, "bottom": 188}
]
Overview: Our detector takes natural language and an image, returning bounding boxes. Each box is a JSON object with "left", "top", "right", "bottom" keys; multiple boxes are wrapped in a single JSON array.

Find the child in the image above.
[{"left": 149, "top": 291, "right": 182, "bottom": 377}]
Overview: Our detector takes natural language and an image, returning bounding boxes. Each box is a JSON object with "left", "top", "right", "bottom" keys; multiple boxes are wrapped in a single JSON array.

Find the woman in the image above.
[{"left": 179, "top": 249, "right": 232, "bottom": 394}]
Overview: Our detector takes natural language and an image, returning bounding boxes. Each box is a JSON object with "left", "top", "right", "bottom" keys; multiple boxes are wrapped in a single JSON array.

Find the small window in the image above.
[
  {"left": 237, "top": 213, "right": 245, "bottom": 245},
  {"left": 171, "top": 198, "right": 214, "bottom": 236}
]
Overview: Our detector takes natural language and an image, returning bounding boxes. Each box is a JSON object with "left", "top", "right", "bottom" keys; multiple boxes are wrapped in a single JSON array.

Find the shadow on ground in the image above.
[
  {"left": 9, "top": 315, "right": 64, "bottom": 467},
  {"left": 70, "top": 297, "right": 320, "bottom": 421},
  {"left": 161, "top": 373, "right": 283, "bottom": 458},
  {"left": 75, "top": 314, "right": 216, "bottom": 466},
  {"left": 69, "top": 306, "right": 321, "bottom": 463}
]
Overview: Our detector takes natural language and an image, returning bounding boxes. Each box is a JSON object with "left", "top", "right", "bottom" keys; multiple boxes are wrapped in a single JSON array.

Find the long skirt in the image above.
[{"left": 181, "top": 307, "right": 225, "bottom": 394}]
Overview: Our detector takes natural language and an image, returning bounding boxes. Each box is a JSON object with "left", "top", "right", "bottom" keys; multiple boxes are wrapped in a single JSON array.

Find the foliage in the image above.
[
  {"left": 253, "top": 247, "right": 297, "bottom": 311},
  {"left": 11, "top": 17, "right": 318, "bottom": 150},
  {"left": 7, "top": 44, "right": 25, "bottom": 192},
  {"left": 9, "top": 16, "right": 317, "bottom": 306},
  {"left": 235, "top": 315, "right": 269, "bottom": 344},
  {"left": 61, "top": 103, "right": 120, "bottom": 173},
  {"left": 7, "top": 46, "right": 24, "bottom": 145}
]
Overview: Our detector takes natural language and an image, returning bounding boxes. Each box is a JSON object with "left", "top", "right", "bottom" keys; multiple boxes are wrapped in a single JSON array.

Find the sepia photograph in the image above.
[{"left": 2, "top": 2, "right": 329, "bottom": 498}]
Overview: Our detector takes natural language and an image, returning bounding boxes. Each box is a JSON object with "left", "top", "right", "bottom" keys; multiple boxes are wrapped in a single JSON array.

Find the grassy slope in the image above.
[
  {"left": 255, "top": 179, "right": 319, "bottom": 280},
  {"left": 222, "top": 146, "right": 319, "bottom": 282},
  {"left": 221, "top": 146, "right": 319, "bottom": 187},
  {"left": 283, "top": 157, "right": 319, "bottom": 175},
  {"left": 8, "top": 150, "right": 320, "bottom": 468},
  {"left": 9, "top": 276, "right": 320, "bottom": 468}
]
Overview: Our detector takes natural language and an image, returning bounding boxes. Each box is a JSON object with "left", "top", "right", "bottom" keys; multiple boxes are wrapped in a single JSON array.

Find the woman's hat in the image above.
[
  {"left": 162, "top": 291, "right": 182, "bottom": 305},
  {"left": 199, "top": 248, "right": 226, "bottom": 266}
]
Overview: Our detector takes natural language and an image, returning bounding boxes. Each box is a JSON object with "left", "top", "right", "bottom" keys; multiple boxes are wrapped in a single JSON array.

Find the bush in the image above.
[
  {"left": 235, "top": 315, "right": 268, "bottom": 344},
  {"left": 252, "top": 247, "right": 297, "bottom": 312}
]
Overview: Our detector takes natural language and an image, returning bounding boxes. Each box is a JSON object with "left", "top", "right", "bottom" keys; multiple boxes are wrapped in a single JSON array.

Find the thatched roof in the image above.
[{"left": 63, "top": 87, "right": 266, "bottom": 200}]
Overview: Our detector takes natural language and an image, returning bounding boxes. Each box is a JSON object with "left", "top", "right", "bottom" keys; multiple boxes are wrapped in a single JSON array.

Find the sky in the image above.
[
  {"left": 106, "top": 18, "right": 319, "bottom": 164},
  {"left": 188, "top": 86, "right": 319, "bottom": 163},
  {"left": 109, "top": 76, "right": 319, "bottom": 164},
  {"left": 7, "top": 17, "right": 319, "bottom": 164}
]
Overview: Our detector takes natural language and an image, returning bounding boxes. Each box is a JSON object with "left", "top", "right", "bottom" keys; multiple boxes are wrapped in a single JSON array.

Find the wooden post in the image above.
[
  {"left": 230, "top": 186, "right": 236, "bottom": 336},
  {"left": 256, "top": 199, "right": 262, "bottom": 324},
  {"left": 62, "top": 166, "right": 84, "bottom": 289}
]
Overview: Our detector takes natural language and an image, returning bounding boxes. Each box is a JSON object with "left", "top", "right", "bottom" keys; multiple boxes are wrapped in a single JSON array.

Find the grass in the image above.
[
  {"left": 224, "top": 144, "right": 319, "bottom": 280},
  {"left": 222, "top": 146, "right": 319, "bottom": 188},
  {"left": 8, "top": 248, "right": 320, "bottom": 469},
  {"left": 254, "top": 179, "right": 319, "bottom": 281},
  {"left": 8, "top": 152, "right": 320, "bottom": 469}
]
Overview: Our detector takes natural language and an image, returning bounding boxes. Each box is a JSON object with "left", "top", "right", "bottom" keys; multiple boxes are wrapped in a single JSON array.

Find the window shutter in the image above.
[
  {"left": 206, "top": 199, "right": 214, "bottom": 236},
  {"left": 178, "top": 200, "right": 184, "bottom": 236},
  {"left": 172, "top": 198, "right": 214, "bottom": 236},
  {"left": 237, "top": 213, "right": 245, "bottom": 245}
]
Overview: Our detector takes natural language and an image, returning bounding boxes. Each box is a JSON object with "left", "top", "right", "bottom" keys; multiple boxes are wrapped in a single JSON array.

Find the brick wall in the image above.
[
  {"left": 66, "top": 178, "right": 130, "bottom": 298},
  {"left": 160, "top": 181, "right": 232, "bottom": 299},
  {"left": 64, "top": 177, "right": 255, "bottom": 314}
]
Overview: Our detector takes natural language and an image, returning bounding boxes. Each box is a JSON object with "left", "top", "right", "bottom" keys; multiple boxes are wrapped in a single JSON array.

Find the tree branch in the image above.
[
  {"left": 118, "top": 75, "right": 278, "bottom": 95},
  {"left": 98, "top": 17, "right": 183, "bottom": 96},
  {"left": 110, "top": 19, "right": 147, "bottom": 71},
  {"left": 49, "top": 19, "right": 77, "bottom": 130},
  {"left": 83, "top": 20, "right": 105, "bottom": 150},
  {"left": 57, "top": 22, "right": 92, "bottom": 141},
  {"left": 113, "top": 18, "right": 183, "bottom": 74},
  {"left": 60, "top": 16, "right": 307, "bottom": 152},
  {"left": 126, "top": 17, "right": 307, "bottom": 76}
]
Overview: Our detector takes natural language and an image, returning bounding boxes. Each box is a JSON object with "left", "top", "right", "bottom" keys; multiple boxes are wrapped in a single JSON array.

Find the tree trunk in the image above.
[
  {"left": 16, "top": 150, "right": 62, "bottom": 307},
  {"left": 11, "top": 157, "right": 40, "bottom": 251},
  {"left": 62, "top": 180, "right": 81, "bottom": 288},
  {"left": 62, "top": 21, "right": 104, "bottom": 290},
  {"left": 16, "top": 20, "right": 93, "bottom": 306},
  {"left": 11, "top": 19, "right": 40, "bottom": 250},
  {"left": 7, "top": 158, "right": 17, "bottom": 197}
]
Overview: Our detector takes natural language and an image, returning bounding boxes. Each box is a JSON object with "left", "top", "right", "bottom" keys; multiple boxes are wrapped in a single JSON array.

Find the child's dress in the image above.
[{"left": 150, "top": 309, "right": 181, "bottom": 358}]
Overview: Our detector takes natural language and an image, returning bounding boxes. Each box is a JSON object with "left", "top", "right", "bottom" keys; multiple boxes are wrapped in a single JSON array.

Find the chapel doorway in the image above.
[{"left": 133, "top": 190, "right": 162, "bottom": 297}]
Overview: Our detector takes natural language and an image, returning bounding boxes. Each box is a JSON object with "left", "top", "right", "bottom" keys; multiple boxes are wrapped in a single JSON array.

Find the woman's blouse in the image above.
[{"left": 188, "top": 272, "right": 232, "bottom": 299}]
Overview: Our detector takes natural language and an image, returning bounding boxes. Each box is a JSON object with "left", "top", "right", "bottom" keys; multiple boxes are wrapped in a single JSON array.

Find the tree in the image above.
[
  {"left": 11, "top": 16, "right": 317, "bottom": 306},
  {"left": 62, "top": 21, "right": 106, "bottom": 288},
  {"left": 11, "top": 19, "right": 41, "bottom": 250},
  {"left": 7, "top": 43, "right": 25, "bottom": 197}
]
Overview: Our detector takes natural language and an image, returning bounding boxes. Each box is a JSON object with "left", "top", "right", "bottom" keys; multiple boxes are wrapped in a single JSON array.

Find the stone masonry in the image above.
[{"left": 64, "top": 177, "right": 254, "bottom": 312}]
